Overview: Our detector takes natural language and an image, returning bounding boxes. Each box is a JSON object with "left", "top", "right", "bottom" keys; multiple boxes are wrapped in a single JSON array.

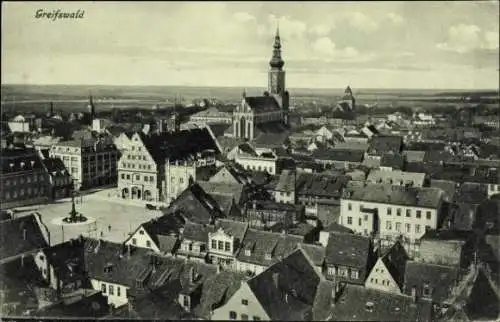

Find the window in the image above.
[
  {"left": 144, "top": 176, "right": 149, "bottom": 182},
  {"left": 139, "top": 230, "right": 144, "bottom": 235},
  {"left": 109, "top": 285, "right": 114, "bottom": 295},
  {"left": 351, "top": 270, "right": 359, "bottom": 279},
  {"left": 347, "top": 217, "right": 352, "bottom": 225},
  {"left": 359, "top": 205, "right": 363, "bottom": 211},
  {"left": 126, "top": 174, "right": 130, "bottom": 180},
  {"left": 180, "top": 177, "right": 184, "bottom": 184},
  {"left": 364, "top": 214, "right": 368, "bottom": 221},
  {"left": 358, "top": 218, "right": 362, "bottom": 226},
  {"left": 327, "top": 266, "right": 336, "bottom": 276},
  {"left": 117, "top": 287, "right": 121, "bottom": 297},
  {"left": 146, "top": 240, "right": 151, "bottom": 247},
  {"left": 386, "top": 221, "right": 392, "bottom": 230},
  {"left": 136, "top": 175, "right": 140, "bottom": 181},
  {"left": 101, "top": 283, "right": 106, "bottom": 294},
  {"left": 395, "top": 222, "right": 401, "bottom": 232},
  {"left": 143, "top": 156, "right": 146, "bottom": 160},
  {"left": 121, "top": 174, "right": 125, "bottom": 179},
  {"left": 132, "top": 238, "right": 137, "bottom": 245},
  {"left": 211, "top": 240, "right": 217, "bottom": 249},
  {"left": 241, "top": 314, "right": 249, "bottom": 321},
  {"left": 405, "top": 223, "right": 411, "bottom": 233},
  {"left": 242, "top": 299, "right": 248, "bottom": 305},
  {"left": 253, "top": 317, "right": 261, "bottom": 321},
  {"left": 397, "top": 208, "right": 401, "bottom": 216},
  {"left": 218, "top": 241, "right": 223, "bottom": 250},
  {"left": 229, "top": 311, "right": 237, "bottom": 320},
  {"left": 426, "top": 211, "right": 432, "bottom": 220},
  {"left": 415, "top": 224, "right": 421, "bottom": 234},
  {"left": 150, "top": 176, "right": 154, "bottom": 182},
  {"left": 348, "top": 203, "right": 352, "bottom": 211},
  {"left": 225, "top": 242, "right": 231, "bottom": 252},
  {"left": 416, "top": 210, "right": 422, "bottom": 219},
  {"left": 406, "top": 209, "right": 411, "bottom": 217},
  {"left": 148, "top": 165, "right": 151, "bottom": 170}
]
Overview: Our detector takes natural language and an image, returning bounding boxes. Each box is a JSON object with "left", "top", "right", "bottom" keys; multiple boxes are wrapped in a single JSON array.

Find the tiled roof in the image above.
[
  {"left": 380, "top": 152, "right": 405, "bottom": 169},
  {"left": 300, "top": 243, "right": 326, "bottom": 267},
  {"left": 183, "top": 222, "right": 214, "bottom": 243},
  {"left": 42, "top": 238, "right": 86, "bottom": 283},
  {"left": 380, "top": 241, "right": 409, "bottom": 290},
  {"left": 324, "top": 232, "right": 371, "bottom": 276},
  {"left": 156, "top": 235, "right": 179, "bottom": 254},
  {"left": 244, "top": 96, "right": 281, "bottom": 112},
  {"left": 211, "top": 194, "right": 235, "bottom": 216},
  {"left": 312, "top": 148, "right": 364, "bottom": 163},
  {"left": 312, "top": 280, "right": 336, "bottom": 321},
  {"left": 141, "top": 212, "right": 185, "bottom": 246},
  {"left": 246, "top": 248, "right": 322, "bottom": 320},
  {"left": 168, "top": 183, "right": 225, "bottom": 225},
  {"left": 367, "top": 170, "right": 426, "bottom": 186},
  {"left": 275, "top": 169, "right": 296, "bottom": 192},
  {"left": 0, "top": 148, "right": 45, "bottom": 174},
  {"left": 0, "top": 214, "right": 48, "bottom": 260},
  {"left": 330, "top": 284, "right": 433, "bottom": 321},
  {"left": 236, "top": 229, "right": 303, "bottom": 267},
  {"left": 403, "top": 261, "right": 459, "bottom": 303},
  {"left": 193, "top": 270, "right": 248, "bottom": 319},
  {"left": 254, "top": 131, "right": 290, "bottom": 149},
  {"left": 402, "top": 150, "right": 426, "bottom": 163},
  {"left": 84, "top": 239, "right": 151, "bottom": 287},
  {"left": 344, "top": 183, "right": 443, "bottom": 208},
  {"left": 138, "top": 128, "right": 220, "bottom": 165},
  {"left": 368, "top": 136, "right": 403, "bottom": 155},
  {"left": 197, "top": 181, "right": 244, "bottom": 205},
  {"left": 215, "top": 136, "right": 246, "bottom": 154},
  {"left": 296, "top": 172, "right": 350, "bottom": 198},
  {"left": 464, "top": 268, "right": 500, "bottom": 320},
  {"left": 214, "top": 219, "right": 248, "bottom": 242}
]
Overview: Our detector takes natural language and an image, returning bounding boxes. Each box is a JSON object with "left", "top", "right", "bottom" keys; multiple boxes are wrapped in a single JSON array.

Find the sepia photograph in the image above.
[{"left": 1, "top": 1, "right": 499, "bottom": 321}]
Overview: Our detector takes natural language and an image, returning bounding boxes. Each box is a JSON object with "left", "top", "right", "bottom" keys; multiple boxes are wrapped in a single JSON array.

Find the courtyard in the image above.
[{"left": 14, "top": 188, "right": 163, "bottom": 246}]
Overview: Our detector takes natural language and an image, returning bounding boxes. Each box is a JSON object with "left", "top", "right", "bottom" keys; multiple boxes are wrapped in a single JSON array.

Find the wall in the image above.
[
  {"left": 234, "top": 260, "right": 266, "bottom": 276},
  {"left": 235, "top": 156, "right": 276, "bottom": 175},
  {"left": 340, "top": 198, "right": 440, "bottom": 242},
  {"left": 212, "top": 282, "right": 270, "bottom": 321},
  {"left": 417, "top": 240, "right": 464, "bottom": 266},
  {"left": 124, "top": 226, "right": 161, "bottom": 253},
  {"left": 90, "top": 279, "right": 129, "bottom": 308},
  {"left": 364, "top": 258, "right": 401, "bottom": 294}
]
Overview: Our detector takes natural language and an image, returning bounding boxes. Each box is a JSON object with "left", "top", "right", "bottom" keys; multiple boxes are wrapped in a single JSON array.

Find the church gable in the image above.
[{"left": 364, "top": 258, "right": 401, "bottom": 295}]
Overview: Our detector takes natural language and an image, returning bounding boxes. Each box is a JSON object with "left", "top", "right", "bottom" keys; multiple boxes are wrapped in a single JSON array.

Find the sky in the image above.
[{"left": 2, "top": 1, "right": 499, "bottom": 89}]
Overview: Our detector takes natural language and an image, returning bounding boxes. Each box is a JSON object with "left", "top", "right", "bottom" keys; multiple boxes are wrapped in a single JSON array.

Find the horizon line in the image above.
[{"left": 1, "top": 83, "right": 499, "bottom": 92}]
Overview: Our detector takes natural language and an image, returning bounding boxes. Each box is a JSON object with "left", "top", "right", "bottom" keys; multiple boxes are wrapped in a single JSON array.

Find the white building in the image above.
[
  {"left": 340, "top": 184, "right": 443, "bottom": 243},
  {"left": 367, "top": 170, "right": 427, "bottom": 188}
]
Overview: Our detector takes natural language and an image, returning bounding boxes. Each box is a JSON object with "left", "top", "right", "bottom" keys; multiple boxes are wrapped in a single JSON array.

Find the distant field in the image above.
[{"left": 1, "top": 84, "right": 498, "bottom": 112}]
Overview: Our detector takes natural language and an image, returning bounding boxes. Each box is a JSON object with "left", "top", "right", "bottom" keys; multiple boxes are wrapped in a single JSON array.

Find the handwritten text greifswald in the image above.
[{"left": 35, "top": 9, "right": 85, "bottom": 21}]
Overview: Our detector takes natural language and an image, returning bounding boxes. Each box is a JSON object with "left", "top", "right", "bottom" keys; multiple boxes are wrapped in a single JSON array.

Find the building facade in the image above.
[{"left": 50, "top": 136, "right": 118, "bottom": 190}]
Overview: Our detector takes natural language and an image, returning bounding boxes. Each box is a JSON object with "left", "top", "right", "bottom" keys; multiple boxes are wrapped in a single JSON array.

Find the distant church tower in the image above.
[
  {"left": 87, "top": 93, "right": 96, "bottom": 122},
  {"left": 268, "top": 26, "right": 289, "bottom": 126}
]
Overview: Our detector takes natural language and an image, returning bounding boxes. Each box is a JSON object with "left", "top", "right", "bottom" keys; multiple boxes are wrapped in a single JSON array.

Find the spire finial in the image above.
[
  {"left": 242, "top": 88, "right": 246, "bottom": 98},
  {"left": 276, "top": 21, "right": 280, "bottom": 38}
]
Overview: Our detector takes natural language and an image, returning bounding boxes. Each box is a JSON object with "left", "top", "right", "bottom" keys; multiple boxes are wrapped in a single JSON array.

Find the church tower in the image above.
[
  {"left": 87, "top": 93, "right": 96, "bottom": 121},
  {"left": 268, "top": 26, "right": 289, "bottom": 126}
]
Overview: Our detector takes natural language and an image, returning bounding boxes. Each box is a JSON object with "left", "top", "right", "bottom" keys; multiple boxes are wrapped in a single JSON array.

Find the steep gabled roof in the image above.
[
  {"left": 0, "top": 214, "right": 48, "bottom": 260},
  {"left": 244, "top": 96, "right": 281, "bottom": 113}
]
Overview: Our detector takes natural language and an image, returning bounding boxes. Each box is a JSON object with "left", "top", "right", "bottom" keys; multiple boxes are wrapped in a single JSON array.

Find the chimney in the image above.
[
  {"left": 272, "top": 272, "right": 279, "bottom": 289},
  {"left": 22, "top": 228, "right": 27, "bottom": 241}
]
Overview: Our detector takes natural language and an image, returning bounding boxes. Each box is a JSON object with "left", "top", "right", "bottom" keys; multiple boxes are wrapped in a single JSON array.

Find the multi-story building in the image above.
[
  {"left": 0, "top": 146, "right": 50, "bottom": 209},
  {"left": 234, "top": 149, "right": 278, "bottom": 175},
  {"left": 339, "top": 183, "right": 444, "bottom": 243},
  {"left": 208, "top": 219, "right": 248, "bottom": 268},
  {"left": 49, "top": 136, "right": 118, "bottom": 190},
  {"left": 117, "top": 128, "right": 219, "bottom": 204},
  {"left": 367, "top": 169, "right": 427, "bottom": 188},
  {"left": 189, "top": 106, "right": 233, "bottom": 125}
]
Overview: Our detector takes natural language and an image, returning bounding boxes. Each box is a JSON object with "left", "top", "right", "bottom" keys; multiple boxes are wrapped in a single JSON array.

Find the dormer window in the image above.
[
  {"left": 265, "top": 253, "right": 272, "bottom": 260},
  {"left": 245, "top": 249, "right": 251, "bottom": 256}
]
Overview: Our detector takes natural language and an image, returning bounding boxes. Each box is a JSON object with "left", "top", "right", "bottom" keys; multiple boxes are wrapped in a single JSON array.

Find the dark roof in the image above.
[
  {"left": 168, "top": 183, "right": 225, "bottom": 225},
  {"left": 296, "top": 172, "right": 349, "bottom": 198},
  {"left": 324, "top": 232, "right": 371, "bottom": 279},
  {"left": 246, "top": 248, "right": 322, "bottom": 320},
  {"left": 214, "top": 219, "right": 248, "bottom": 242},
  {"left": 141, "top": 212, "right": 185, "bottom": 247},
  {"left": 183, "top": 222, "right": 214, "bottom": 243},
  {"left": 464, "top": 268, "right": 500, "bottom": 320},
  {"left": 368, "top": 136, "right": 403, "bottom": 155},
  {"left": 330, "top": 284, "right": 433, "bottom": 321},
  {"left": 254, "top": 131, "right": 289, "bottom": 149},
  {"left": 0, "top": 147, "right": 45, "bottom": 174},
  {"left": 42, "top": 157, "right": 71, "bottom": 178},
  {"left": 380, "top": 152, "right": 405, "bottom": 169},
  {"left": 42, "top": 238, "right": 87, "bottom": 283},
  {"left": 403, "top": 261, "right": 459, "bottom": 303},
  {"left": 34, "top": 291, "right": 110, "bottom": 319},
  {"left": 312, "top": 280, "right": 336, "bottom": 321},
  {"left": 138, "top": 128, "right": 220, "bottom": 165},
  {"left": 236, "top": 229, "right": 303, "bottom": 267},
  {"left": 0, "top": 214, "right": 48, "bottom": 260},
  {"left": 244, "top": 96, "right": 281, "bottom": 113},
  {"left": 380, "top": 241, "right": 409, "bottom": 289},
  {"left": 312, "top": 148, "right": 364, "bottom": 163}
]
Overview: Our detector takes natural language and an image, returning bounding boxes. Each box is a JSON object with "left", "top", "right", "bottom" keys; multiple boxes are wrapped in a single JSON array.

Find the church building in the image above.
[{"left": 232, "top": 27, "right": 290, "bottom": 142}]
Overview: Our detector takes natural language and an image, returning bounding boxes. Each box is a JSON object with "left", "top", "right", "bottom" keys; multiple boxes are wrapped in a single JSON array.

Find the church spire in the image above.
[{"left": 270, "top": 23, "right": 284, "bottom": 69}]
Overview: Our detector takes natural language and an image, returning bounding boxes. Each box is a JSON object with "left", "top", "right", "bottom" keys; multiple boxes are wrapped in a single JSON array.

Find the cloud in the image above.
[
  {"left": 349, "top": 12, "right": 378, "bottom": 33},
  {"left": 267, "top": 15, "right": 308, "bottom": 39},
  {"left": 387, "top": 13, "right": 404, "bottom": 25},
  {"left": 436, "top": 24, "right": 498, "bottom": 53},
  {"left": 484, "top": 30, "right": 500, "bottom": 50},
  {"left": 313, "top": 37, "right": 336, "bottom": 56},
  {"left": 233, "top": 12, "right": 256, "bottom": 23},
  {"left": 309, "top": 24, "right": 334, "bottom": 37}
]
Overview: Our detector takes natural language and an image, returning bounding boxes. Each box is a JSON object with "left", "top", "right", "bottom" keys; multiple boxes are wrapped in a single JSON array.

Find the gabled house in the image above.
[
  {"left": 212, "top": 248, "right": 323, "bottom": 321},
  {"left": 1, "top": 213, "right": 49, "bottom": 262},
  {"left": 124, "top": 212, "right": 184, "bottom": 254},
  {"left": 177, "top": 222, "right": 214, "bottom": 262},
  {"left": 208, "top": 219, "right": 249, "bottom": 268},
  {"left": 323, "top": 232, "right": 374, "bottom": 285},
  {"left": 209, "top": 162, "right": 251, "bottom": 185},
  {"left": 365, "top": 241, "right": 409, "bottom": 295}
]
